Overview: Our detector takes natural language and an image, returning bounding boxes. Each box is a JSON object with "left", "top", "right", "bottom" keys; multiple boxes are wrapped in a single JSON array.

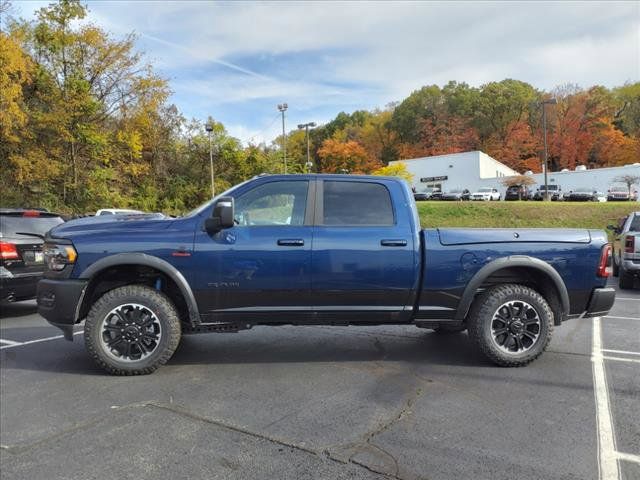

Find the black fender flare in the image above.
[
  {"left": 79, "top": 253, "right": 200, "bottom": 324},
  {"left": 455, "top": 255, "right": 570, "bottom": 324}
]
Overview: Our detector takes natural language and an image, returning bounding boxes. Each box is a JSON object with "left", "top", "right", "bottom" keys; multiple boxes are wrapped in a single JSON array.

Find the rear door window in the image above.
[{"left": 322, "top": 181, "right": 394, "bottom": 226}]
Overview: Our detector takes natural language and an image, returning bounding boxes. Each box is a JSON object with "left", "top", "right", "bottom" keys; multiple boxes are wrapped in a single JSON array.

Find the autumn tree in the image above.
[
  {"left": 317, "top": 139, "right": 381, "bottom": 174},
  {"left": 371, "top": 162, "right": 413, "bottom": 184}
]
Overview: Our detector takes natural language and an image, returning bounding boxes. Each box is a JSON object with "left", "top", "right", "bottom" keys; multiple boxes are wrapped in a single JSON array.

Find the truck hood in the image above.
[
  {"left": 437, "top": 228, "right": 591, "bottom": 245},
  {"left": 48, "top": 213, "right": 174, "bottom": 239}
]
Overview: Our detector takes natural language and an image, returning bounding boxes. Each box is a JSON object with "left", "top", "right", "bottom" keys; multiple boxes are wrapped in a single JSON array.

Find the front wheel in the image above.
[
  {"left": 84, "top": 285, "right": 182, "bottom": 375},
  {"left": 467, "top": 284, "right": 553, "bottom": 367}
]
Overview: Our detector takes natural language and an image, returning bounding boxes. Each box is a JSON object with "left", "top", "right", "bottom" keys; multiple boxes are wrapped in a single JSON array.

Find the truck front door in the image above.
[{"left": 193, "top": 179, "right": 314, "bottom": 322}]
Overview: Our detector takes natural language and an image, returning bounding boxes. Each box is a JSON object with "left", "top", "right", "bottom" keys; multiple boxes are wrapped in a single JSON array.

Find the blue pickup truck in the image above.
[{"left": 37, "top": 174, "right": 615, "bottom": 375}]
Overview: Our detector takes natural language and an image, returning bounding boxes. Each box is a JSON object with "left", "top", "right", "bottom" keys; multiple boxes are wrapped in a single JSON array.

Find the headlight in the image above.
[{"left": 43, "top": 243, "right": 77, "bottom": 271}]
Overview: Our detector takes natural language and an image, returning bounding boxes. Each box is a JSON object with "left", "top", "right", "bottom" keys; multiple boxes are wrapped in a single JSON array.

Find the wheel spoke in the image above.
[
  {"left": 522, "top": 330, "right": 537, "bottom": 341},
  {"left": 493, "top": 327, "right": 508, "bottom": 336},
  {"left": 514, "top": 336, "right": 524, "bottom": 351},
  {"left": 107, "top": 336, "right": 124, "bottom": 348}
]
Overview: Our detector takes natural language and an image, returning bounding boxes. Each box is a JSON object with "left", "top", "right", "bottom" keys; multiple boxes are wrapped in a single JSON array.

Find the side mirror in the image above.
[{"left": 205, "top": 197, "right": 235, "bottom": 233}]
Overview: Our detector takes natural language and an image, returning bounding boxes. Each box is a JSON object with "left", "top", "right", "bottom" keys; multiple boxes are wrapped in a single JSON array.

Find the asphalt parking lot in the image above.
[{"left": 1, "top": 282, "right": 638, "bottom": 480}]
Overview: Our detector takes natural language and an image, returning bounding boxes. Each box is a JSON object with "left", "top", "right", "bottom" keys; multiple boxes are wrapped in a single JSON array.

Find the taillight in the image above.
[
  {"left": 597, "top": 244, "right": 612, "bottom": 277},
  {"left": 625, "top": 235, "right": 635, "bottom": 254},
  {"left": 0, "top": 242, "right": 20, "bottom": 260},
  {"left": 22, "top": 210, "right": 40, "bottom": 217}
]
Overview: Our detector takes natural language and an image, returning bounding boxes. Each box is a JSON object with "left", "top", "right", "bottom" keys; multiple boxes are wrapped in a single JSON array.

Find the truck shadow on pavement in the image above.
[{"left": 1, "top": 327, "right": 495, "bottom": 375}]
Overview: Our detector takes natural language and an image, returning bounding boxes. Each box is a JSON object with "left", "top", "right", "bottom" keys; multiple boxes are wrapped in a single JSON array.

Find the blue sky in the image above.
[{"left": 13, "top": 1, "right": 640, "bottom": 144}]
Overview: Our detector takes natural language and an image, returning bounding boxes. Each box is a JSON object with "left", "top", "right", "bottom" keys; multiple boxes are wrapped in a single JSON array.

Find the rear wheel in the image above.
[
  {"left": 468, "top": 284, "right": 553, "bottom": 367},
  {"left": 84, "top": 285, "right": 182, "bottom": 375},
  {"left": 612, "top": 251, "right": 619, "bottom": 277}
]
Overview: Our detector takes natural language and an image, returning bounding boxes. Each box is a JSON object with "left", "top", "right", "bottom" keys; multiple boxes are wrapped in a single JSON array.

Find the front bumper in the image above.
[
  {"left": 583, "top": 287, "right": 616, "bottom": 318},
  {"left": 37, "top": 278, "right": 88, "bottom": 339}
]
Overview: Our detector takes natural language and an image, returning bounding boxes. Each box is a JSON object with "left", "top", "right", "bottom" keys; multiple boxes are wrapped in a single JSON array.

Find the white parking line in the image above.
[
  {"left": 603, "top": 356, "right": 640, "bottom": 364},
  {"left": 0, "top": 330, "right": 83, "bottom": 350},
  {"left": 602, "top": 349, "right": 640, "bottom": 357},
  {"left": 0, "top": 339, "right": 21, "bottom": 346},
  {"left": 591, "top": 316, "right": 620, "bottom": 480},
  {"left": 616, "top": 452, "right": 640, "bottom": 464},
  {"left": 614, "top": 297, "right": 640, "bottom": 301},
  {"left": 604, "top": 315, "right": 640, "bottom": 321}
]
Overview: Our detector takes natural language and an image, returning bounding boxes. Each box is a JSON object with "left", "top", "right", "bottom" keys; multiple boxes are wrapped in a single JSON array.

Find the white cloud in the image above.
[{"left": 13, "top": 0, "right": 639, "bottom": 142}]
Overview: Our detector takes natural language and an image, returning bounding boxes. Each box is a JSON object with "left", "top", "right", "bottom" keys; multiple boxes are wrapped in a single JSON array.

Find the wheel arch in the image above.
[
  {"left": 77, "top": 253, "right": 199, "bottom": 325},
  {"left": 455, "top": 256, "right": 570, "bottom": 325}
]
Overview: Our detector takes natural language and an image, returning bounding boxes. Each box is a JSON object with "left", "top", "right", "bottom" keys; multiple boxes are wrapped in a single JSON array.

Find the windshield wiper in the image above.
[{"left": 15, "top": 232, "right": 45, "bottom": 240}]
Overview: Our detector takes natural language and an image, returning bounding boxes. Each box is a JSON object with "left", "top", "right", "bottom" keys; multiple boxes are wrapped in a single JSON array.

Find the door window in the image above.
[
  {"left": 323, "top": 181, "right": 394, "bottom": 226},
  {"left": 234, "top": 181, "right": 308, "bottom": 226}
]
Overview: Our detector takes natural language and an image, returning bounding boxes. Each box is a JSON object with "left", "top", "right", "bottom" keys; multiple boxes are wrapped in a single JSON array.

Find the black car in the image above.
[
  {"left": 504, "top": 185, "right": 531, "bottom": 201},
  {"left": 414, "top": 187, "right": 441, "bottom": 201},
  {"left": 441, "top": 188, "right": 470, "bottom": 201},
  {"left": 1, "top": 209, "right": 64, "bottom": 302},
  {"left": 564, "top": 187, "right": 598, "bottom": 202}
]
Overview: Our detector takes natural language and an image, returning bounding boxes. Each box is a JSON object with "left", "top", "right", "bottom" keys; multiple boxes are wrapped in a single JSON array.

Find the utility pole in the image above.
[
  {"left": 205, "top": 122, "right": 215, "bottom": 197},
  {"left": 278, "top": 103, "right": 288, "bottom": 173},
  {"left": 541, "top": 98, "right": 557, "bottom": 201},
  {"left": 298, "top": 122, "right": 316, "bottom": 173}
]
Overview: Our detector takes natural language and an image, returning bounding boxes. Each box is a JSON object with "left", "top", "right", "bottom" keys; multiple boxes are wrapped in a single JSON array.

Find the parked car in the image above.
[
  {"left": 441, "top": 188, "right": 470, "bottom": 201},
  {"left": 429, "top": 189, "right": 443, "bottom": 200},
  {"left": 608, "top": 211, "right": 640, "bottom": 288},
  {"left": 532, "top": 185, "right": 563, "bottom": 201},
  {"left": 504, "top": 185, "right": 532, "bottom": 201},
  {"left": 564, "top": 187, "right": 599, "bottom": 202},
  {"left": 96, "top": 208, "right": 144, "bottom": 216},
  {"left": 471, "top": 187, "right": 500, "bottom": 201},
  {"left": 607, "top": 186, "right": 638, "bottom": 202},
  {"left": 37, "top": 174, "right": 614, "bottom": 375},
  {"left": 413, "top": 187, "right": 441, "bottom": 201},
  {"left": 1, "top": 209, "right": 64, "bottom": 303}
]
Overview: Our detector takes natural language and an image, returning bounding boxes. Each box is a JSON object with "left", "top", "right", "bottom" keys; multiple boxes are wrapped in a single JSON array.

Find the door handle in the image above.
[
  {"left": 277, "top": 239, "right": 305, "bottom": 246},
  {"left": 380, "top": 239, "right": 407, "bottom": 247}
]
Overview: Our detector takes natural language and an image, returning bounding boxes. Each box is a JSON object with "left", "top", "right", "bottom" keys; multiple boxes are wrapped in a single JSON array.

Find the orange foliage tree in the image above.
[{"left": 317, "top": 139, "right": 382, "bottom": 174}]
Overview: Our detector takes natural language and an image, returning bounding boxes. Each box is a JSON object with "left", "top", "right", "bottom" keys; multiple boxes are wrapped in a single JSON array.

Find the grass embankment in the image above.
[{"left": 417, "top": 202, "right": 637, "bottom": 236}]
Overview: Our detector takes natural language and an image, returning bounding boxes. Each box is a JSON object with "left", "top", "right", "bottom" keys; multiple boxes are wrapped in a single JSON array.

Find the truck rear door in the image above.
[{"left": 310, "top": 179, "right": 417, "bottom": 321}]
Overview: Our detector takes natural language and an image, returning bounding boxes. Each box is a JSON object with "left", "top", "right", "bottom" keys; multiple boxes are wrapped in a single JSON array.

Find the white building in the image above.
[{"left": 391, "top": 151, "right": 640, "bottom": 199}]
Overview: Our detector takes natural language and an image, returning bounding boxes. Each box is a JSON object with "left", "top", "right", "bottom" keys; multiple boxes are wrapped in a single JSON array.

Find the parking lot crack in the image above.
[
  {"left": 145, "top": 402, "right": 318, "bottom": 455},
  {"left": 0, "top": 400, "right": 154, "bottom": 454}
]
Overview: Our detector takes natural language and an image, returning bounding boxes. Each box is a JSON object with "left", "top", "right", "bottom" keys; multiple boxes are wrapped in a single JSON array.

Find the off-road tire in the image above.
[
  {"left": 467, "top": 284, "right": 553, "bottom": 367},
  {"left": 434, "top": 324, "right": 467, "bottom": 334},
  {"left": 612, "top": 251, "right": 619, "bottom": 277},
  {"left": 84, "top": 285, "right": 181, "bottom": 375}
]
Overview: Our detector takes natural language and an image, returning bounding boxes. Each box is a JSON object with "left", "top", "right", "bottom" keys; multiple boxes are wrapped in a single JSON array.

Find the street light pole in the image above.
[
  {"left": 278, "top": 103, "right": 288, "bottom": 173},
  {"left": 205, "top": 123, "right": 215, "bottom": 198},
  {"left": 298, "top": 122, "right": 316, "bottom": 173},
  {"left": 541, "top": 98, "right": 557, "bottom": 201}
]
